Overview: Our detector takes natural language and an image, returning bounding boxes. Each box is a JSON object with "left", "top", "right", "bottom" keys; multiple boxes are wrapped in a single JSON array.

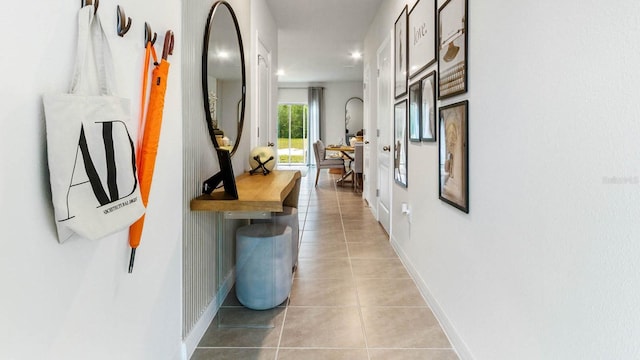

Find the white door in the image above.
[
  {"left": 363, "top": 63, "right": 372, "bottom": 202},
  {"left": 376, "top": 33, "right": 392, "bottom": 234},
  {"left": 256, "top": 38, "right": 272, "bottom": 147}
]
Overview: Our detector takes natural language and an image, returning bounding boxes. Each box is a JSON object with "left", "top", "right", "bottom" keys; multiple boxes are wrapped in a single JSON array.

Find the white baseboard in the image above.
[
  {"left": 389, "top": 236, "right": 474, "bottom": 360},
  {"left": 182, "top": 268, "right": 235, "bottom": 360}
]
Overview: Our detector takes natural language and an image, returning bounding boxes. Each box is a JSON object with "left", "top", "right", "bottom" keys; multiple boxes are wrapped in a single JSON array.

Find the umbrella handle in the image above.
[{"left": 162, "top": 30, "right": 174, "bottom": 60}]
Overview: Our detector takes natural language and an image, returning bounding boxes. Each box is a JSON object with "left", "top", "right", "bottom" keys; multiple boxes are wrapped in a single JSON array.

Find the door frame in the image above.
[
  {"left": 254, "top": 33, "right": 273, "bottom": 149},
  {"left": 376, "top": 31, "right": 393, "bottom": 234}
]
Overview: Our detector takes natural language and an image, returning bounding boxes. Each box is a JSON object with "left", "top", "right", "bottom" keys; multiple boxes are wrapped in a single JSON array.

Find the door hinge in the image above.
[
  {"left": 377, "top": 129, "right": 380, "bottom": 137},
  {"left": 376, "top": 189, "right": 379, "bottom": 197},
  {"left": 377, "top": 69, "right": 380, "bottom": 77}
]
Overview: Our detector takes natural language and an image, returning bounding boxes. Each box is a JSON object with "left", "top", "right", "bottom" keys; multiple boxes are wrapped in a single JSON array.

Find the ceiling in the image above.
[{"left": 265, "top": 0, "right": 384, "bottom": 83}]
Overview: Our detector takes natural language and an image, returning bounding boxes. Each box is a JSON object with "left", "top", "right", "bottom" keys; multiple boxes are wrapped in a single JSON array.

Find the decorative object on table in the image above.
[
  {"left": 408, "top": 81, "right": 421, "bottom": 142},
  {"left": 128, "top": 30, "right": 175, "bottom": 273},
  {"left": 394, "top": 5, "right": 408, "bottom": 99},
  {"left": 249, "top": 146, "right": 276, "bottom": 176},
  {"left": 394, "top": 100, "right": 408, "bottom": 187},
  {"left": 438, "top": 100, "right": 468, "bottom": 213},
  {"left": 420, "top": 70, "right": 437, "bottom": 141},
  {"left": 408, "top": 0, "right": 436, "bottom": 79},
  {"left": 438, "top": 0, "right": 468, "bottom": 99},
  {"left": 42, "top": 4, "right": 144, "bottom": 243}
]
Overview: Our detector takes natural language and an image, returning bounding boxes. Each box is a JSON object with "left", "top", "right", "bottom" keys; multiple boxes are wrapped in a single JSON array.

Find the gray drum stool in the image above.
[
  {"left": 235, "top": 223, "right": 292, "bottom": 310},
  {"left": 253, "top": 206, "right": 299, "bottom": 269}
]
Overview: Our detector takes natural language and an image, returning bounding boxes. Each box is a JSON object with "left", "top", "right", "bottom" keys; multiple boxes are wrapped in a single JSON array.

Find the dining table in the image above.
[{"left": 325, "top": 144, "right": 355, "bottom": 186}]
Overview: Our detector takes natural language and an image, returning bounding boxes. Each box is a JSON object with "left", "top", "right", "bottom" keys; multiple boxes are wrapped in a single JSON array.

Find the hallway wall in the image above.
[
  {"left": 277, "top": 82, "right": 364, "bottom": 145},
  {"left": 323, "top": 81, "right": 364, "bottom": 145},
  {"left": 0, "top": 1, "right": 182, "bottom": 359},
  {"left": 366, "top": 1, "right": 640, "bottom": 359}
]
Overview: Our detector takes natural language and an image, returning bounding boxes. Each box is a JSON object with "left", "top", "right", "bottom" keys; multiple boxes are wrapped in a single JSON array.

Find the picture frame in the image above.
[
  {"left": 394, "top": 6, "right": 408, "bottom": 99},
  {"left": 420, "top": 71, "right": 437, "bottom": 141},
  {"left": 394, "top": 100, "right": 408, "bottom": 187},
  {"left": 408, "top": 81, "right": 421, "bottom": 142},
  {"left": 438, "top": 0, "right": 468, "bottom": 99},
  {"left": 438, "top": 100, "right": 468, "bottom": 213},
  {"left": 408, "top": 0, "right": 436, "bottom": 79}
]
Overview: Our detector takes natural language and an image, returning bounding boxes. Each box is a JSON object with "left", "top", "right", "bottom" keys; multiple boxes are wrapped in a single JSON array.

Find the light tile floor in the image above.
[{"left": 192, "top": 170, "right": 459, "bottom": 360}]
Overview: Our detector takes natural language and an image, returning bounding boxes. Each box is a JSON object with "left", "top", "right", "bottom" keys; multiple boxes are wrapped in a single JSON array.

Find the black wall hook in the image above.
[
  {"left": 81, "top": 0, "right": 99, "bottom": 14},
  {"left": 117, "top": 5, "right": 132, "bottom": 37},
  {"left": 144, "top": 22, "right": 157, "bottom": 46}
]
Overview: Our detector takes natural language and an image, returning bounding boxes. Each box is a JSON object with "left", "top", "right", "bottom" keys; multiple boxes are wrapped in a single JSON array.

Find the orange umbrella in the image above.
[{"left": 128, "top": 31, "right": 174, "bottom": 273}]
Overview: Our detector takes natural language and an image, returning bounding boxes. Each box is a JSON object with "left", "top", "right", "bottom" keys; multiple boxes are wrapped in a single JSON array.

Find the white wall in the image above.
[
  {"left": 251, "top": 0, "right": 278, "bottom": 150},
  {"left": 367, "top": 1, "right": 640, "bottom": 359},
  {"left": 323, "top": 82, "right": 363, "bottom": 145},
  {"left": 278, "top": 88, "right": 308, "bottom": 104},
  {"left": 0, "top": 1, "right": 182, "bottom": 359}
]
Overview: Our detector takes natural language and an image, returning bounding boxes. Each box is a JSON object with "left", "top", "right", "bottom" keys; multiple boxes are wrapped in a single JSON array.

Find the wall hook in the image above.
[
  {"left": 81, "top": 0, "right": 99, "bottom": 14},
  {"left": 116, "top": 5, "right": 132, "bottom": 37},
  {"left": 144, "top": 22, "right": 157, "bottom": 46}
]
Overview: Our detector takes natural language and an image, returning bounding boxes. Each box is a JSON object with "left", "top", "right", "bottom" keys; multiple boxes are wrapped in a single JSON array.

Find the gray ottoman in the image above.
[
  {"left": 235, "top": 223, "right": 292, "bottom": 310},
  {"left": 253, "top": 206, "right": 299, "bottom": 269}
]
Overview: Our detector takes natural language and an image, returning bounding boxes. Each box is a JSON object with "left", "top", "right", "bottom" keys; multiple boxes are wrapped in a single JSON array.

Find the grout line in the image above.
[
  {"left": 275, "top": 175, "right": 314, "bottom": 358},
  {"left": 333, "top": 173, "right": 372, "bottom": 360}
]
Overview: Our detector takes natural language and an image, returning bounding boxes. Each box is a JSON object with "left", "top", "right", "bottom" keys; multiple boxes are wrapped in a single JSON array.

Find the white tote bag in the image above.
[{"left": 43, "top": 5, "right": 144, "bottom": 243}]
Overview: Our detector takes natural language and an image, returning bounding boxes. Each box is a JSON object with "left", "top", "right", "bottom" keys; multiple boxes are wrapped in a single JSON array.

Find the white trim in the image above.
[
  {"left": 182, "top": 269, "right": 235, "bottom": 360},
  {"left": 389, "top": 235, "right": 475, "bottom": 360}
]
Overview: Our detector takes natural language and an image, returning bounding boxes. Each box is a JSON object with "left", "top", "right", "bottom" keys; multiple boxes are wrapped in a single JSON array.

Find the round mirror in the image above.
[
  {"left": 345, "top": 97, "right": 363, "bottom": 144},
  {"left": 202, "top": 1, "right": 246, "bottom": 157}
]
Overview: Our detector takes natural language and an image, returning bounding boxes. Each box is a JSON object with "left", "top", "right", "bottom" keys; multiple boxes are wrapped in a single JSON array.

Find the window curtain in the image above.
[{"left": 308, "top": 87, "right": 323, "bottom": 165}]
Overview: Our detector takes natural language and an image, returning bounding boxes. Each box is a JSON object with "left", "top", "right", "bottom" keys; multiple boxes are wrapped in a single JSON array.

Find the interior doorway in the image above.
[
  {"left": 376, "top": 33, "right": 392, "bottom": 234},
  {"left": 277, "top": 103, "right": 309, "bottom": 165}
]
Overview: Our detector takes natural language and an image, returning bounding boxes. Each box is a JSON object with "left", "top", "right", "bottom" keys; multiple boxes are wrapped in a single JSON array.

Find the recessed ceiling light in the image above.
[
  {"left": 217, "top": 51, "right": 229, "bottom": 58},
  {"left": 276, "top": 69, "right": 285, "bottom": 76},
  {"left": 351, "top": 51, "right": 362, "bottom": 59}
]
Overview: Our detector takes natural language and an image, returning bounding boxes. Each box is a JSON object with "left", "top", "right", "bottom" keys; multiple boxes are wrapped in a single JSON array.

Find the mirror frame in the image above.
[
  {"left": 201, "top": 0, "right": 246, "bottom": 157},
  {"left": 345, "top": 96, "right": 364, "bottom": 144}
]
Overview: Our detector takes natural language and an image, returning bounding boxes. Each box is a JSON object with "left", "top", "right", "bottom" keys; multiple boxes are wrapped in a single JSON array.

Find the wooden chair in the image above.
[
  {"left": 312, "top": 140, "right": 344, "bottom": 187},
  {"left": 353, "top": 142, "right": 363, "bottom": 192}
]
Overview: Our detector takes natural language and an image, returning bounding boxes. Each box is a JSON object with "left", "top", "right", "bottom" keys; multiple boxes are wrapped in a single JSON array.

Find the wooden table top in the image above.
[
  {"left": 326, "top": 145, "right": 355, "bottom": 152},
  {"left": 190, "top": 170, "right": 302, "bottom": 212}
]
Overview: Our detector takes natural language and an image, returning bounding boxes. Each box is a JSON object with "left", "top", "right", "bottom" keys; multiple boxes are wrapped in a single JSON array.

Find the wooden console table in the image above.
[{"left": 190, "top": 170, "right": 302, "bottom": 213}]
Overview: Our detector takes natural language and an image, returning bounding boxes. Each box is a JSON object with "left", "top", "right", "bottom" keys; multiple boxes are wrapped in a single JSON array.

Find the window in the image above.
[{"left": 277, "top": 103, "right": 309, "bottom": 164}]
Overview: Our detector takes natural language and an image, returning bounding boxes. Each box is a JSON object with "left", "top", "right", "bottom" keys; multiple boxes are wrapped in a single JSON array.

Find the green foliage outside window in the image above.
[
  {"left": 278, "top": 104, "right": 308, "bottom": 138},
  {"left": 278, "top": 104, "right": 309, "bottom": 164}
]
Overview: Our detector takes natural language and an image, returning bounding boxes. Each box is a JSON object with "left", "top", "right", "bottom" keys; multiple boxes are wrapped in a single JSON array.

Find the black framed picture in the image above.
[
  {"left": 420, "top": 71, "right": 437, "bottom": 141},
  {"left": 394, "top": 5, "right": 408, "bottom": 99},
  {"left": 408, "top": 0, "right": 436, "bottom": 79},
  {"left": 438, "top": 0, "right": 467, "bottom": 99},
  {"left": 408, "top": 81, "right": 421, "bottom": 142},
  {"left": 438, "top": 100, "right": 468, "bottom": 213},
  {"left": 394, "top": 99, "right": 408, "bottom": 187}
]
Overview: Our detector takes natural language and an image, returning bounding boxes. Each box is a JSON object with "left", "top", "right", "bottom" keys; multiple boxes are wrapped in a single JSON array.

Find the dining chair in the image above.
[
  {"left": 313, "top": 140, "right": 345, "bottom": 187},
  {"left": 353, "top": 142, "right": 363, "bottom": 192}
]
